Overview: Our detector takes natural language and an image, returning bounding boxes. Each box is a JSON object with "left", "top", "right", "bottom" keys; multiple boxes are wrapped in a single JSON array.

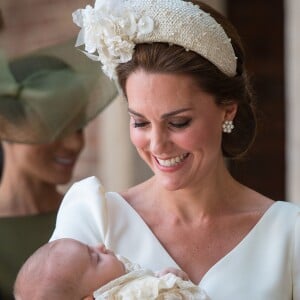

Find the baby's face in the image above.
[
  {"left": 81, "top": 242, "right": 126, "bottom": 288},
  {"left": 49, "top": 238, "right": 126, "bottom": 297}
]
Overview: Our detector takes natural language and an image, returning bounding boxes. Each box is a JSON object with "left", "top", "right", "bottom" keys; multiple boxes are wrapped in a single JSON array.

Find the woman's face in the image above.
[
  {"left": 126, "top": 70, "right": 236, "bottom": 191},
  {"left": 5, "top": 130, "right": 85, "bottom": 185}
]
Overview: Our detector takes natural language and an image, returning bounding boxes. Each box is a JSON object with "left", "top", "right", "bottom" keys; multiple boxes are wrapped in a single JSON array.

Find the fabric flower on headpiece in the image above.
[{"left": 72, "top": 0, "right": 154, "bottom": 79}]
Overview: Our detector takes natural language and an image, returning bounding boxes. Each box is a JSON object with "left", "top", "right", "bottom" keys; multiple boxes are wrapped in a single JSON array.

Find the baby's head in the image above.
[{"left": 14, "top": 238, "right": 126, "bottom": 300}]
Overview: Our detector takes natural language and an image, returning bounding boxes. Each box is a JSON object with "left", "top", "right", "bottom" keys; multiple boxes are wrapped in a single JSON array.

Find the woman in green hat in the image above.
[{"left": 0, "top": 49, "right": 116, "bottom": 299}]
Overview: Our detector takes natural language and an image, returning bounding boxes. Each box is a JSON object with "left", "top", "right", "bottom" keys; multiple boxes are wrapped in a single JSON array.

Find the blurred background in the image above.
[{"left": 0, "top": 0, "right": 299, "bottom": 204}]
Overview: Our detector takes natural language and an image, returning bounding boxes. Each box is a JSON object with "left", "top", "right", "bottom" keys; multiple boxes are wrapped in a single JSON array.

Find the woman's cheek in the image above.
[{"left": 130, "top": 129, "right": 148, "bottom": 149}]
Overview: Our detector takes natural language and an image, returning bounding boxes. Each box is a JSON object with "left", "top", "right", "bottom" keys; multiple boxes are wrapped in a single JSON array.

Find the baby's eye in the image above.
[
  {"left": 169, "top": 119, "right": 191, "bottom": 128},
  {"left": 91, "top": 251, "right": 100, "bottom": 264}
]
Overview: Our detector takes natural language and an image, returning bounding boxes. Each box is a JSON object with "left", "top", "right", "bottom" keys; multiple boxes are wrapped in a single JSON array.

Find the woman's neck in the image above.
[
  {"left": 125, "top": 160, "right": 246, "bottom": 224},
  {"left": 158, "top": 173, "right": 243, "bottom": 218},
  {"left": 0, "top": 169, "right": 63, "bottom": 217}
]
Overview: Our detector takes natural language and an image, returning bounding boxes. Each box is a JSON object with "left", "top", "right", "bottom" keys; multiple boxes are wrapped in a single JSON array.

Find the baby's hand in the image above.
[{"left": 155, "top": 267, "right": 189, "bottom": 281}]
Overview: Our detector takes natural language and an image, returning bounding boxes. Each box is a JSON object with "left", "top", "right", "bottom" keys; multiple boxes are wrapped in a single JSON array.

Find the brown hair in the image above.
[{"left": 116, "top": 0, "right": 256, "bottom": 159}]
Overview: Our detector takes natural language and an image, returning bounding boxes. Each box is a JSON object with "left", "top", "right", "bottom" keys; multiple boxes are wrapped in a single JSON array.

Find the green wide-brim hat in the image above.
[{"left": 0, "top": 39, "right": 117, "bottom": 144}]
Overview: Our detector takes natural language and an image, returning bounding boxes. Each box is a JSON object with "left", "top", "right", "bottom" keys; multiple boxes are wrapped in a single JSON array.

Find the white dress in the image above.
[{"left": 50, "top": 176, "right": 300, "bottom": 300}]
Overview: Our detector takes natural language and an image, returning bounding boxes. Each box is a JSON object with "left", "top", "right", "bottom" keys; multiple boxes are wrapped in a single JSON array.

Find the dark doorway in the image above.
[{"left": 227, "top": 0, "right": 285, "bottom": 200}]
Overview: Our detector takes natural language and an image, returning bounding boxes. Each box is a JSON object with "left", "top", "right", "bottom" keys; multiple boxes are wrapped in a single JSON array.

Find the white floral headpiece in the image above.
[{"left": 73, "top": 0, "right": 237, "bottom": 80}]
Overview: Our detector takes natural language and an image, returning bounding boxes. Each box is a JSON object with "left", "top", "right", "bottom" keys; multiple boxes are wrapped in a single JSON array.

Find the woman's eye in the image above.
[
  {"left": 170, "top": 119, "right": 191, "bottom": 128},
  {"left": 130, "top": 115, "right": 149, "bottom": 128},
  {"left": 133, "top": 121, "right": 149, "bottom": 128}
]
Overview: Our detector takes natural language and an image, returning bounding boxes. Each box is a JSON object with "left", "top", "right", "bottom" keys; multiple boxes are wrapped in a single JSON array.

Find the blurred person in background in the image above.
[{"left": 0, "top": 45, "right": 116, "bottom": 299}]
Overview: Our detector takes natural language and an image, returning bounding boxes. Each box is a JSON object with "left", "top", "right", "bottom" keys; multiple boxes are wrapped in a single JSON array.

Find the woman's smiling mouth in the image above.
[
  {"left": 156, "top": 153, "right": 189, "bottom": 167},
  {"left": 54, "top": 157, "right": 76, "bottom": 166}
]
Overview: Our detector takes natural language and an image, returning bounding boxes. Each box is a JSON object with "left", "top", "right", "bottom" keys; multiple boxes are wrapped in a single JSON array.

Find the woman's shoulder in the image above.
[
  {"left": 264, "top": 201, "right": 300, "bottom": 235},
  {"left": 241, "top": 186, "right": 299, "bottom": 217},
  {"left": 272, "top": 200, "right": 300, "bottom": 213},
  {"left": 272, "top": 201, "right": 300, "bottom": 223},
  {"left": 118, "top": 177, "right": 154, "bottom": 207}
]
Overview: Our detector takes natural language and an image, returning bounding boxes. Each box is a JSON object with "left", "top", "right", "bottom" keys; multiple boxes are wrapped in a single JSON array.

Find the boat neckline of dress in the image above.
[{"left": 106, "top": 191, "right": 282, "bottom": 285}]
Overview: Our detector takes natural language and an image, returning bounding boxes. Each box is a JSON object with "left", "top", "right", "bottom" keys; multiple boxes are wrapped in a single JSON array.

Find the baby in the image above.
[{"left": 14, "top": 238, "right": 208, "bottom": 300}]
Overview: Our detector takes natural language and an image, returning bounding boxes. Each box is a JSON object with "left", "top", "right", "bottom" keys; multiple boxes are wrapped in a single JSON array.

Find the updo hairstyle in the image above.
[{"left": 116, "top": 0, "right": 256, "bottom": 159}]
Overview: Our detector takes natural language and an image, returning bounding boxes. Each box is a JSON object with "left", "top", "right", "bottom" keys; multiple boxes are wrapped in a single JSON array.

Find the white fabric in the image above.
[
  {"left": 94, "top": 255, "right": 208, "bottom": 299},
  {"left": 50, "top": 176, "right": 300, "bottom": 300},
  {"left": 94, "top": 269, "right": 208, "bottom": 300}
]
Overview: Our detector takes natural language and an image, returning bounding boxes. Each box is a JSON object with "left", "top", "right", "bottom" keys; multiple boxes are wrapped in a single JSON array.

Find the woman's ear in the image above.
[{"left": 223, "top": 102, "right": 238, "bottom": 121}]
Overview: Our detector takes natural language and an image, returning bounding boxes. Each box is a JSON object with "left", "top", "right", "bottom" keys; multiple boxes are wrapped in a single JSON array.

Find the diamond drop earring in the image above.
[{"left": 222, "top": 120, "right": 234, "bottom": 133}]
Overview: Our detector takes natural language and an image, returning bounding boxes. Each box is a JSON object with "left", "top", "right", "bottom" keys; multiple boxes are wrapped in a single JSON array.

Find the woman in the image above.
[
  {"left": 0, "top": 130, "right": 84, "bottom": 216},
  {"left": 50, "top": 0, "right": 300, "bottom": 299},
  {"left": 0, "top": 132, "right": 84, "bottom": 300},
  {"left": 0, "top": 50, "right": 116, "bottom": 299}
]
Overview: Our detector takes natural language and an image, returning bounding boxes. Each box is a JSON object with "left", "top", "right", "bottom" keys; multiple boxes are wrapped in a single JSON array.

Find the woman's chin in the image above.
[{"left": 158, "top": 177, "right": 186, "bottom": 191}]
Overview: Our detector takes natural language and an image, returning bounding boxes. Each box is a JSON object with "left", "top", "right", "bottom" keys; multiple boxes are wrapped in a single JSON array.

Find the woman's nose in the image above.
[
  {"left": 149, "top": 127, "right": 170, "bottom": 154},
  {"left": 59, "top": 129, "right": 85, "bottom": 152}
]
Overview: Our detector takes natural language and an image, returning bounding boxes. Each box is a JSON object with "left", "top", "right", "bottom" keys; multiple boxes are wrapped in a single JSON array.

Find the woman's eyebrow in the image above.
[
  {"left": 161, "top": 108, "right": 192, "bottom": 118},
  {"left": 128, "top": 108, "right": 192, "bottom": 118},
  {"left": 128, "top": 108, "right": 143, "bottom": 117}
]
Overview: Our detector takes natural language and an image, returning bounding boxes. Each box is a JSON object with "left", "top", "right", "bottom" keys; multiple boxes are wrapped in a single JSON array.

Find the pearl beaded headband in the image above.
[{"left": 72, "top": 0, "right": 237, "bottom": 80}]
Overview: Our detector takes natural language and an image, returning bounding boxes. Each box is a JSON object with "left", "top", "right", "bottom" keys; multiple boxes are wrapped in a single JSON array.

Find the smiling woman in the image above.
[
  {"left": 49, "top": 0, "right": 300, "bottom": 299},
  {"left": 0, "top": 50, "right": 116, "bottom": 299}
]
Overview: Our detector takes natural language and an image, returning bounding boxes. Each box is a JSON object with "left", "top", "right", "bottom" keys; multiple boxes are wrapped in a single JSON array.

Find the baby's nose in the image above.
[{"left": 95, "top": 244, "right": 107, "bottom": 253}]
